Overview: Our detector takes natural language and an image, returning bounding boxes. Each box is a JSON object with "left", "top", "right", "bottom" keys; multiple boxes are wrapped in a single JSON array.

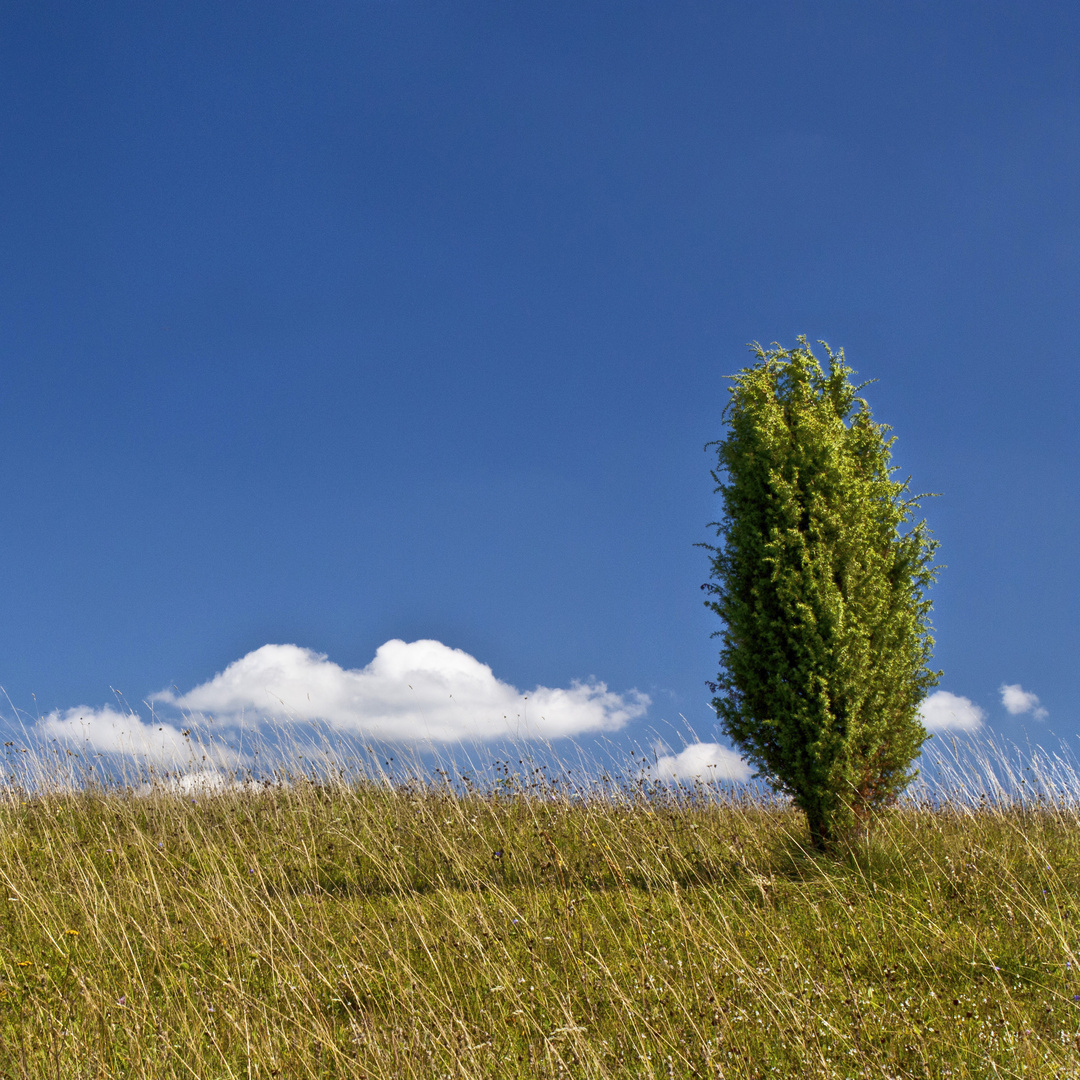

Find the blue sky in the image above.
[{"left": 1, "top": 1, "right": 1077, "bottom": 775}]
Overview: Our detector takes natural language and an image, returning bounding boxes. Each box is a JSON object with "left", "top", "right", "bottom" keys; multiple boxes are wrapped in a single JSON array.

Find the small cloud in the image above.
[
  {"left": 38, "top": 706, "right": 192, "bottom": 763},
  {"left": 154, "top": 640, "right": 649, "bottom": 743},
  {"left": 140, "top": 771, "right": 275, "bottom": 797},
  {"left": 918, "top": 691, "right": 985, "bottom": 733},
  {"left": 1000, "top": 683, "right": 1048, "bottom": 720},
  {"left": 651, "top": 742, "right": 752, "bottom": 782}
]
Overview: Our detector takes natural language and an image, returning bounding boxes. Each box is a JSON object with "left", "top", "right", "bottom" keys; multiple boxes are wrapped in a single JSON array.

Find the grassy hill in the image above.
[{"left": 1, "top": 755, "right": 1078, "bottom": 1078}]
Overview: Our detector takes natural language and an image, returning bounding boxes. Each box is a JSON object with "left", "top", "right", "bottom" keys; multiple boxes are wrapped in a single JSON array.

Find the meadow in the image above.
[{"left": 1, "top": 743, "right": 1079, "bottom": 1079}]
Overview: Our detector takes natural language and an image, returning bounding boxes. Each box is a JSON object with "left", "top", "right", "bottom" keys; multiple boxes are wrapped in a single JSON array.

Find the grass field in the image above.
[{"left": 1, "top": 745, "right": 1079, "bottom": 1079}]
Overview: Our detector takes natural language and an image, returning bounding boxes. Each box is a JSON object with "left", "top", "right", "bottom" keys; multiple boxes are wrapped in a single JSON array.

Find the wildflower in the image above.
[{"left": 65, "top": 930, "right": 79, "bottom": 937}]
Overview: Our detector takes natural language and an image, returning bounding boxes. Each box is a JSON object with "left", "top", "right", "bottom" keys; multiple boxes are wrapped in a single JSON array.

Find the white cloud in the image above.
[
  {"left": 38, "top": 706, "right": 193, "bottom": 763},
  {"left": 154, "top": 640, "right": 649, "bottom": 743},
  {"left": 918, "top": 691, "right": 985, "bottom": 733},
  {"left": 1000, "top": 683, "right": 1048, "bottom": 720},
  {"left": 139, "top": 771, "right": 276, "bottom": 797},
  {"left": 651, "top": 742, "right": 752, "bottom": 782}
]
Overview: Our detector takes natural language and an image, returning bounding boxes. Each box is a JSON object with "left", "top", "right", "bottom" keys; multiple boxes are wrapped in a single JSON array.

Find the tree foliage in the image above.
[{"left": 702, "top": 339, "right": 940, "bottom": 848}]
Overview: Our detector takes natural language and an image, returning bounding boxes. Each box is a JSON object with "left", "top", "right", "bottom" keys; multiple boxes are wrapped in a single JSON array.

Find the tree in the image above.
[{"left": 702, "top": 339, "right": 940, "bottom": 849}]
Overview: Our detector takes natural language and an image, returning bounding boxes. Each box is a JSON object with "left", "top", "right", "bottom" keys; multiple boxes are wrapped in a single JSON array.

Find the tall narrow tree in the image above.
[{"left": 702, "top": 339, "right": 940, "bottom": 848}]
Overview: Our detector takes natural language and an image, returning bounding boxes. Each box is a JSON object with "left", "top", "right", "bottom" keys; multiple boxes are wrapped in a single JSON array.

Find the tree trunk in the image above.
[{"left": 807, "top": 814, "right": 830, "bottom": 852}]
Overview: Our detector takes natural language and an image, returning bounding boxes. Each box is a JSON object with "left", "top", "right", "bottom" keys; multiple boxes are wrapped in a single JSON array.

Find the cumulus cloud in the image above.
[
  {"left": 918, "top": 691, "right": 985, "bottom": 733},
  {"left": 1000, "top": 683, "right": 1048, "bottom": 720},
  {"left": 140, "top": 771, "right": 276, "bottom": 797},
  {"left": 154, "top": 639, "right": 649, "bottom": 743},
  {"left": 651, "top": 742, "right": 752, "bottom": 782},
  {"left": 38, "top": 706, "right": 193, "bottom": 763}
]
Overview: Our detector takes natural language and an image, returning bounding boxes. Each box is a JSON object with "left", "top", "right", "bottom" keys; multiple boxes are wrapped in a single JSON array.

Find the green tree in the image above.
[{"left": 702, "top": 339, "right": 940, "bottom": 848}]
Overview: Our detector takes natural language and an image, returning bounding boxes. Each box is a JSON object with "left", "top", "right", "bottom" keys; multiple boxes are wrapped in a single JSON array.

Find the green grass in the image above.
[{"left": 1, "top": 761, "right": 1079, "bottom": 1078}]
